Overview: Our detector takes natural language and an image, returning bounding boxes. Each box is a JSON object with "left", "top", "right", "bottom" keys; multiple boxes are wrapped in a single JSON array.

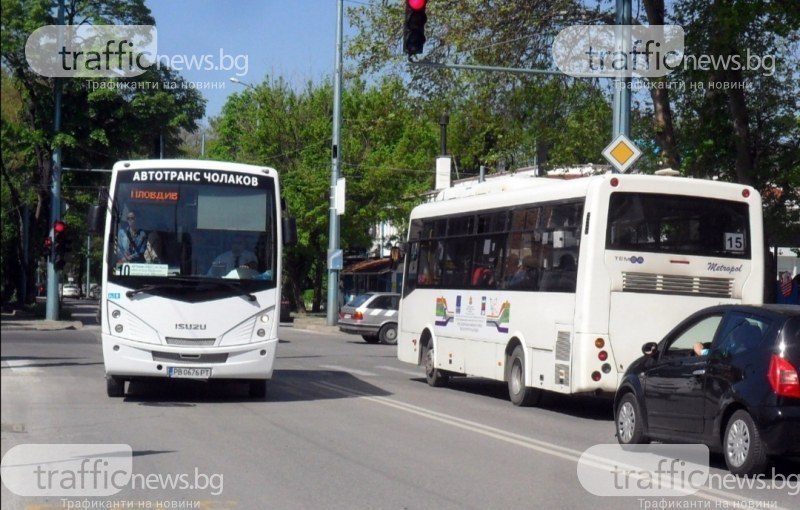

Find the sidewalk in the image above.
[{"left": 0, "top": 308, "right": 83, "bottom": 331}]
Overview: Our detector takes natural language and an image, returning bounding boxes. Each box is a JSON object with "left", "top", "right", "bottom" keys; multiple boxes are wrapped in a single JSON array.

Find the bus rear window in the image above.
[{"left": 606, "top": 192, "right": 750, "bottom": 259}]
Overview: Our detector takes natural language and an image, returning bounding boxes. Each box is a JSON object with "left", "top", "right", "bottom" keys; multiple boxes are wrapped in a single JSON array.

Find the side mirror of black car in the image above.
[{"left": 642, "top": 342, "right": 659, "bottom": 357}]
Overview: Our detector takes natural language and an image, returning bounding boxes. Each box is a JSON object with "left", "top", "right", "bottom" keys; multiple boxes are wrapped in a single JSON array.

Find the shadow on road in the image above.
[{"left": 121, "top": 369, "right": 391, "bottom": 405}]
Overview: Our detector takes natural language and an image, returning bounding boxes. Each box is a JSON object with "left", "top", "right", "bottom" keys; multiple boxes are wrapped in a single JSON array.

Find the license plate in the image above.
[
  {"left": 343, "top": 313, "right": 351, "bottom": 319},
  {"left": 168, "top": 367, "right": 212, "bottom": 379}
]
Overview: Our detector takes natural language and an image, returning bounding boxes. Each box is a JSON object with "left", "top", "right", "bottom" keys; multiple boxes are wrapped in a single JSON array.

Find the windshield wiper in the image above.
[
  {"left": 126, "top": 283, "right": 188, "bottom": 298},
  {"left": 163, "top": 276, "right": 257, "bottom": 302}
]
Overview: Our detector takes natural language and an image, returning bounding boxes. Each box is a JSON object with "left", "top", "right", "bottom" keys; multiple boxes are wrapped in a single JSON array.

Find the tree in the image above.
[{"left": 1, "top": 0, "right": 206, "bottom": 304}]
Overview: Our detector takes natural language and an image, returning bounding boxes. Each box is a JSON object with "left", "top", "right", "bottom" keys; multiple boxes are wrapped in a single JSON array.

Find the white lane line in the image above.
[
  {"left": 318, "top": 364, "right": 377, "bottom": 377},
  {"left": 312, "top": 380, "right": 790, "bottom": 510},
  {"left": 2, "top": 360, "right": 44, "bottom": 373},
  {"left": 375, "top": 365, "right": 424, "bottom": 377}
]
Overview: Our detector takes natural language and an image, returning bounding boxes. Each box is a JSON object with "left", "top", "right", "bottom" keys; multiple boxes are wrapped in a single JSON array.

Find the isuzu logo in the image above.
[{"left": 175, "top": 323, "right": 207, "bottom": 330}]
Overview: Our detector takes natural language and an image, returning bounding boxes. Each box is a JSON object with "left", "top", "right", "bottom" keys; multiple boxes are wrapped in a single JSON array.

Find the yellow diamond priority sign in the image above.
[{"left": 602, "top": 134, "right": 642, "bottom": 173}]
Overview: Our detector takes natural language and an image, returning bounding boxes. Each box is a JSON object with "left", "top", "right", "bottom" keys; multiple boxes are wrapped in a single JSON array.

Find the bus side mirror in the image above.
[
  {"left": 87, "top": 204, "right": 104, "bottom": 234},
  {"left": 390, "top": 244, "right": 404, "bottom": 270},
  {"left": 282, "top": 217, "right": 297, "bottom": 247}
]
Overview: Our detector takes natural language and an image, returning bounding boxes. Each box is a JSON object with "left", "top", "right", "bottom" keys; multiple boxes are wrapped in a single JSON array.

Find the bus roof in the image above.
[{"left": 411, "top": 173, "right": 757, "bottom": 220}]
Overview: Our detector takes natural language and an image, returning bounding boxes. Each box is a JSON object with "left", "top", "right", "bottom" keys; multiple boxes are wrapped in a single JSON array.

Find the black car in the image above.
[{"left": 614, "top": 304, "right": 799, "bottom": 476}]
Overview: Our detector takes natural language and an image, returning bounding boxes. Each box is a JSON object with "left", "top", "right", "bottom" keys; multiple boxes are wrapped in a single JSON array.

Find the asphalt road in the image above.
[{"left": 1, "top": 311, "right": 797, "bottom": 509}]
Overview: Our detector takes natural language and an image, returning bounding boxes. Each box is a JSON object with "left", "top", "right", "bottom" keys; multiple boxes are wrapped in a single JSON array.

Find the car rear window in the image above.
[{"left": 348, "top": 294, "right": 372, "bottom": 307}]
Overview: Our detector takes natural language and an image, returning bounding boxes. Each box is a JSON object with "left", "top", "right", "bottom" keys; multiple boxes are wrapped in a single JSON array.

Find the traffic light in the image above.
[
  {"left": 53, "top": 220, "right": 68, "bottom": 271},
  {"left": 403, "top": 0, "right": 427, "bottom": 56}
]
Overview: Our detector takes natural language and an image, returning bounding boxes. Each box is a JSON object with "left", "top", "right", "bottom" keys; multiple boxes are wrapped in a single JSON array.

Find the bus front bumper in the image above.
[{"left": 102, "top": 335, "right": 277, "bottom": 380}]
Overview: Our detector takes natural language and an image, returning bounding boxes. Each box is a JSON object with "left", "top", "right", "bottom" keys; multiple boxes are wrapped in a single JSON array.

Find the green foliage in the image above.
[{"left": 1, "top": 0, "right": 205, "bottom": 304}]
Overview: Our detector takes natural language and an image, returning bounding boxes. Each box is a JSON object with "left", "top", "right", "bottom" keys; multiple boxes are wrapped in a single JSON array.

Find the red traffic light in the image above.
[
  {"left": 408, "top": 0, "right": 426, "bottom": 10},
  {"left": 54, "top": 220, "right": 67, "bottom": 234}
]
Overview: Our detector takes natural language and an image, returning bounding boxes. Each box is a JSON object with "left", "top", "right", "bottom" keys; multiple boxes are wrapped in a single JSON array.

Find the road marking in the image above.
[
  {"left": 318, "top": 364, "right": 377, "bottom": 377},
  {"left": 2, "top": 360, "right": 44, "bottom": 373},
  {"left": 375, "top": 365, "right": 424, "bottom": 377},
  {"left": 312, "top": 380, "right": 791, "bottom": 510}
]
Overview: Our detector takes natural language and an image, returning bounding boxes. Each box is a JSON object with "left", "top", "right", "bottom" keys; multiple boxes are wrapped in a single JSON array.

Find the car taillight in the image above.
[
  {"left": 768, "top": 355, "right": 800, "bottom": 398},
  {"left": 353, "top": 311, "right": 364, "bottom": 321}
]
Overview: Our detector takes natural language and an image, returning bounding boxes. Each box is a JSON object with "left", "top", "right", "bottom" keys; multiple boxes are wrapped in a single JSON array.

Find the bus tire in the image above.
[
  {"left": 362, "top": 334, "right": 380, "bottom": 344},
  {"left": 106, "top": 376, "right": 125, "bottom": 398},
  {"left": 424, "top": 342, "right": 449, "bottom": 387},
  {"left": 507, "top": 346, "right": 540, "bottom": 407},
  {"left": 615, "top": 393, "right": 647, "bottom": 445},
  {"left": 724, "top": 410, "right": 767, "bottom": 476},
  {"left": 379, "top": 323, "right": 398, "bottom": 345},
  {"left": 249, "top": 380, "right": 268, "bottom": 400}
]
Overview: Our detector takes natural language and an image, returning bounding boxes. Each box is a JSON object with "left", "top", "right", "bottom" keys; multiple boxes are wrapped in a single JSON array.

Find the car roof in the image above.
[{"left": 691, "top": 304, "right": 800, "bottom": 319}]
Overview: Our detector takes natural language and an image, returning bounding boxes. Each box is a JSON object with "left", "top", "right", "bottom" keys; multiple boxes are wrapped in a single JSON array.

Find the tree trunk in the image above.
[{"left": 643, "top": 0, "right": 681, "bottom": 169}]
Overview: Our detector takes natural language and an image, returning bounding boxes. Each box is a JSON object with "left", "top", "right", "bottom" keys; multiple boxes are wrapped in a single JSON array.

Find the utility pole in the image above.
[
  {"left": 46, "top": 0, "right": 65, "bottom": 320},
  {"left": 327, "top": 0, "right": 345, "bottom": 325},
  {"left": 612, "top": 0, "right": 632, "bottom": 139}
]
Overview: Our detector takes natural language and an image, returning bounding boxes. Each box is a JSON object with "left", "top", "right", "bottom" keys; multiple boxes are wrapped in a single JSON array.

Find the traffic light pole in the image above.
[
  {"left": 46, "top": 0, "right": 65, "bottom": 321},
  {"left": 327, "top": 0, "right": 344, "bottom": 326}
]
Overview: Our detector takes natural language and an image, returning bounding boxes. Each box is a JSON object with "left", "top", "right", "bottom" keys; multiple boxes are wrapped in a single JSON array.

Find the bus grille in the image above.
[
  {"left": 622, "top": 272, "right": 733, "bottom": 298},
  {"left": 152, "top": 352, "right": 228, "bottom": 363},
  {"left": 165, "top": 337, "right": 216, "bottom": 346}
]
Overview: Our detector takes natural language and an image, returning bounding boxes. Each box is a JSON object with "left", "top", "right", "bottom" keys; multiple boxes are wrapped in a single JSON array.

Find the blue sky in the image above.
[{"left": 147, "top": 0, "right": 349, "bottom": 123}]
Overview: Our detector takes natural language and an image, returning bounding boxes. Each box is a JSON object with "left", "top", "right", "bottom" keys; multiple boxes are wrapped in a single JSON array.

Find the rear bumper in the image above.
[
  {"left": 753, "top": 404, "right": 800, "bottom": 455},
  {"left": 338, "top": 323, "right": 380, "bottom": 335}
]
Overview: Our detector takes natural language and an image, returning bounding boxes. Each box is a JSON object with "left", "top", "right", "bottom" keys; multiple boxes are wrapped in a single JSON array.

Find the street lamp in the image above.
[{"left": 229, "top": 77, "right": 260, "bottom": 127}]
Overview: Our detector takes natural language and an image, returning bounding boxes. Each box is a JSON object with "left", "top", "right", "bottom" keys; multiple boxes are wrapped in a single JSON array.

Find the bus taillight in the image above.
[
  {"left": 598, "top": 350, "right": 608, "bottom": 361},
  {"left": 591, "top": 371, "right": 602, "bottom": 382}
]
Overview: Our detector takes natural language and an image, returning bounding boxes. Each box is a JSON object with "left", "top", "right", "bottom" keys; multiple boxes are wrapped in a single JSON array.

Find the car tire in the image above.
[
  {"left": 424, "top": 342, "right": 449, "bottom": 387},
  {"left": 616, "top": 393, "right": 648, "bottom": 445},
  {"left": 362, "top": 334, "right": 380, "bottom": 344},
  {"left": 379, "top": 323, "right": 398, "bottom": 345},
  {"left": 106, "top": 376, "right": 125, "bottom": 398},
  {"left": 724, "top": 410, "right": 768, "bottom": 476},
  {"left": 506, "top": 345, "right": 541, "bottom": 406},
  {"left": 249, "top": 380, "right": 268, "bottom": 400}
]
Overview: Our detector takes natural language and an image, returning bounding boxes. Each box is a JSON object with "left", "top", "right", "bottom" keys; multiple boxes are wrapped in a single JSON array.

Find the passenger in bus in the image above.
[
  {"left": 207, "top": 235, "right": 257, "bottom": 276},
  {"left": 117, "top": 211, "right": 147, "bottom": 263},
  {"left": 144, "top": 231, "right": 164, "bottom": 263},
  {"left": 509, "top": 256, "right": 539, "bottom": 290}
]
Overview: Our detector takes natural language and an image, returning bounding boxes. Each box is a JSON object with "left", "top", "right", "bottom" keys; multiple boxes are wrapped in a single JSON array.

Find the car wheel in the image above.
[
  {"left": 506, "top": 345, "right": 541, "bottom": 406},
  {"left": 361, "top": 334, "right": 380, "bottom": 344},
  {"left": 616, "top": 393, "right": 648, "bottom": 445},
  {"left": 724, "top": 410, "right": 768, "bottom": 476},
  {"left": 106, "top": 376, "right": 125, "bottom": 398},
  {"left": 249, "top": 380, "right": 268, "bottom": 400},
  {"left": 379, "top": 323, "right": 398, "bottom": 345},
  {"left": 424, "top": 342, "right": 449, "bottom": 387}
]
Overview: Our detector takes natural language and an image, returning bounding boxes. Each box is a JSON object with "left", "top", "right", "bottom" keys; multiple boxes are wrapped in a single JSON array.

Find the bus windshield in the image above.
[{"left": 107, "top": 170, "right": 278, "bottom": 289}]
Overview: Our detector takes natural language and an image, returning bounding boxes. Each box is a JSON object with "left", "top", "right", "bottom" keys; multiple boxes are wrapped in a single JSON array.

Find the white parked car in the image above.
[{"left": 61, "top": 283, "right": 81, "bottom": 298}]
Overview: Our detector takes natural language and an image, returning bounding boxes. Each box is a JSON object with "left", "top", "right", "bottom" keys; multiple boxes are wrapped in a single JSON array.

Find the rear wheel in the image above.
[
  {"left": 424, "top": 342, "right": 449, "bottom": 387},
  {"left": 507, "top": 346, "right": 541, "bottom": 406},
  {"left": 724, "top": 410, "right": 767, "bottom": 476},
  {"left": 106, "top": 376, "right": 125, "bottom": 398},
  {"left": 379, "top": 323, "right": 398, "bottom": 345},
  {"left": 248, "top": 380, "right": 268, "bottom": 399},
  {"left": 361, "top": 334, "right": 380, "bottom": 344},
  {"left": 616, "top": 393, "right": 648, "bottom": 444}
]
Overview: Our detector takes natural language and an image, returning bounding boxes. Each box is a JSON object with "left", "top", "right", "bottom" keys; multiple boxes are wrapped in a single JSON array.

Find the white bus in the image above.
[
  {"left": 397, "top": 173, "right": 764, "bottom": 405},
  {"left": 89, "top": 160, "right": 296, "bottom": 398}
]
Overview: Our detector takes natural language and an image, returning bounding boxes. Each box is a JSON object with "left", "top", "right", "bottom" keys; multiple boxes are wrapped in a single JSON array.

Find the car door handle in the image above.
[{"left": 692, "top": 369, "right": 706, "bottom": 376}]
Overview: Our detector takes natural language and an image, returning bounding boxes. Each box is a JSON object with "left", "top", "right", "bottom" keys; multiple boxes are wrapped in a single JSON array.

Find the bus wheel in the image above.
[
  {"left": 616, "top": 393, "right": 647, "bottom": 444},
  {"left": 106, "top": 376, "right": 125, "bottom": 398},
  {"left": 249, "top": 380, "right": 268, "bottom": 400},
  {"left": 379, "top": 323, "right": 398, "bottom": 345},
  {"left": 507, "top": 346, "right": 541, "bottom": 407},
  {"left": 424, "top": 343, "right": 449, "bottom": 387}
]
